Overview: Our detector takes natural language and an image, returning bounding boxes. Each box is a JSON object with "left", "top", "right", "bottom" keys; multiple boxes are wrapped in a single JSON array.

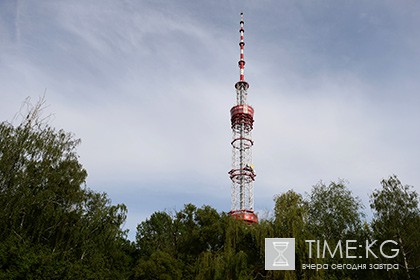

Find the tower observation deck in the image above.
[{"left": 228, "top": 13, "right": 258, "bottom": 224}]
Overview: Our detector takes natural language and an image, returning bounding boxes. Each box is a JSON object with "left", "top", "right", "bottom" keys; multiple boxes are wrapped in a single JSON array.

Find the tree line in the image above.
[{"left": 0, "top": 107, "right": 418, "bottom": 279}]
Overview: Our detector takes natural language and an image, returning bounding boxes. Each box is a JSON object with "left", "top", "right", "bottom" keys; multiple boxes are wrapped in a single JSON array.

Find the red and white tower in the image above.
[{"left": 228, "top": 13, "right": 258, "bottom": 224}]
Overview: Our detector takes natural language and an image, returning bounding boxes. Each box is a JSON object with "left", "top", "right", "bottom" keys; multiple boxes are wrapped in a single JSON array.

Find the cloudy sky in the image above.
[{"left": 1, "top": 0, "right": 420, "bottom": 239}]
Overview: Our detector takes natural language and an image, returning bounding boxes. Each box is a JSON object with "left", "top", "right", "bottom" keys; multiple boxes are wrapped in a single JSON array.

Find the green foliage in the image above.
[
  {"left": 370, "top": 175, "right": 420, "bottom": 279},
  {"left": 135, "top": 250, "right": 182, "bottom": 280},
  {"left": 135, "top": 204, "right": 263, "bottom": 279},
  {"left": 307, "top": 181, "right": 365, "bottom": 241},
  {"left": 0, "top": 111, "right": 134, "bottom": 279},
  {"left": 370, "top": 175, "right": 419, "bottom": 238},
  {"left": 274, "top": 190, "right": 308, "bottom": 238},
  {"left": 136, "top": 180, "right": 419, "bottom": 279},
  {"left": 305, "top": 181, "right": 370, "bottom": 280},
  {"left": 273, "top": 190, "right": 314, "bottom": 280}
]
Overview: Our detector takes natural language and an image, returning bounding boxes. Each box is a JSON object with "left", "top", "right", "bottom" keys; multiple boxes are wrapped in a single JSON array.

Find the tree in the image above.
[
  {"left": 370, "top": 175, "right": 420, "bottom": 280},
  {"left": 135, "top": 204, "right": 261, "bottom": 279},
  {"left": 305, "top": 181, "right": 366, "bottom": 280},
  {"left": 134, "top": 250, "right": 182, "bottom": 280},
  {"left": 136, "top": 210, "right": 177, "bottom": 258},
  {"left": 274, "top": 190, "right": 308, "bottom": 238},
  {"left": 272, "top": 190, "right": 320, "bottom": 280},
  {"left": 306, "top": 181, "right": 365, "bottom": 241},
  {"left": 0, "top": 100, "right": 133, "bottom": 279}
]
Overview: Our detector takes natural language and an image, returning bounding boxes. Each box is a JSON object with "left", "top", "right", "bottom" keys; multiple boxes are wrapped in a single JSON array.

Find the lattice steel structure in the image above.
[{"left": 228, "top": 13, "right": 258, "bottom": 224}]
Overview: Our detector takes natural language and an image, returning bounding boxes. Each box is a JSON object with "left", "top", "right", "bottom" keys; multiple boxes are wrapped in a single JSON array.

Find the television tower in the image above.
[{"left": 228, "top": 13, "right": 258, "bottom": 224}]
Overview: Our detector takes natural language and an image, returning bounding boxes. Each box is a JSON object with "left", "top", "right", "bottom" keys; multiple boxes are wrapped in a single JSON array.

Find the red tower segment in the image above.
[{"left": 228, "top": 13, "right": 258, "bottom": 224}]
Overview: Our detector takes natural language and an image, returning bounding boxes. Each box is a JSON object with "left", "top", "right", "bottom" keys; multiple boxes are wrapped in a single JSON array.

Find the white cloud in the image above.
[{"left": 1, "top": 0, "right": 420, "bottom": 239}]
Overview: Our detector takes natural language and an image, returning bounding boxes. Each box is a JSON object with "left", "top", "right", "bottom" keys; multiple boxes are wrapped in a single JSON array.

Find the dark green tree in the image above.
[
  {"left": 271, "top": 190, "right": 323, "bottom": 280},
  {"left": 307, "top": 181, "right": 365, "bottom": 240},
  {"left": 134, "top": 250, "right": 182, "bottom": 280},
  {"left": 135, "top": 204, "right": 260, "bottom": 279},
  {"left": 136, "top": 211, "right": 176, "bottom": 257},
  {"left": 306, "top": 181, "right": 366, "bottom": 280},
  {"left": 370, "top": 175, "right": 420, "bottom": 280},
  {"left": 0, "top": 101, "right": 133, "bottom": 279},
  {"left": 135, "top": 179, "right": 420, "bottom": 280}
]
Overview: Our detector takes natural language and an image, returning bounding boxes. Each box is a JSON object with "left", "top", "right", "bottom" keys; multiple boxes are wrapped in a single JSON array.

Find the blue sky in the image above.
[{"left": 1, "top": 0, "right": 420, "bottom": 240}]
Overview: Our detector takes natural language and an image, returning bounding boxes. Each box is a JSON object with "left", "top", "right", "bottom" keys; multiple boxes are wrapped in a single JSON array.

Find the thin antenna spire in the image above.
[{"left": 239, "top": 12, "right": 245, "bottom": 81}]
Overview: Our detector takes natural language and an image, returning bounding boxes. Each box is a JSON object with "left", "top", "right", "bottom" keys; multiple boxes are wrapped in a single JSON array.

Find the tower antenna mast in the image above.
[{"left": 228, "top": 12, "right": 258, "bottom": 224}]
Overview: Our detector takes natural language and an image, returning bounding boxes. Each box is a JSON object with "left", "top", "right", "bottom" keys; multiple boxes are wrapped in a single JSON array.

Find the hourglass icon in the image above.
[{"left": 272, "top": 241, "right": 289, "bottom": 266}]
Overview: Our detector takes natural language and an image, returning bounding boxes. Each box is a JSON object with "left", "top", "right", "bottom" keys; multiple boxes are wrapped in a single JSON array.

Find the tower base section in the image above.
[{"left": 228, "top": 210, "right": 258, "bottom": 224}]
